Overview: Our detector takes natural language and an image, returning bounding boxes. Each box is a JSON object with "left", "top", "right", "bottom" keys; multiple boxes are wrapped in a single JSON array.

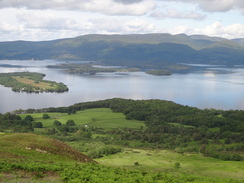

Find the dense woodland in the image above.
[
  {"left": 0, "top": 72, "right": 68, "bottom": 93},
  {"left": 3, "top": 98, "right": 243, "bottom": 162}
]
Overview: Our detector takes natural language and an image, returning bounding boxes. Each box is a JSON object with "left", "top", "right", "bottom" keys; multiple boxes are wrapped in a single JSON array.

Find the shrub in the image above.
[
  {"left": 24, "top": 115, "right": 33, "bottom": 121},
  {"left": 174, "top": 162, "right": 181, "bottom": 169},
  {"left": 43, "top": 114, "right": 50, "bottom": 119},
  {"left": 33, "top": 122, "right": 43, "bottom": 128}
]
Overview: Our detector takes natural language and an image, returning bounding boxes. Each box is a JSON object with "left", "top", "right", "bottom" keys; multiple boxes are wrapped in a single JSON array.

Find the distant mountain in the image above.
[{"left": 0, "top": 34, "right": 243, "bottom": 69}]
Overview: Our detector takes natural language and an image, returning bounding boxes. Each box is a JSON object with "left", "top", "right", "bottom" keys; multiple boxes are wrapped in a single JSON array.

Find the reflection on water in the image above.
[{"left": 0, "top": 60, "right": 244, "bottom": 113}]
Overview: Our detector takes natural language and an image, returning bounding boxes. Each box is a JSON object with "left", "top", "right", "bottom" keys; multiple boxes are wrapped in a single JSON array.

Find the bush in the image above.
[
  {"left": 43, "top": 114, "right": 50, "bottom": 119},
  {"left": 53, "top": 120, "right": 62, "bottom": 126},
  {"left": 66, "top": 120, "right": 75, "bottom": 126},
  {"left": 33, "top": 122, "right": 43, "bottom": 128},
  {"left": 174, "top": 162, "right": 181, "bottom": 169},
  {"left": 24, "top": 115, "right": 34, "bottom": 122}
]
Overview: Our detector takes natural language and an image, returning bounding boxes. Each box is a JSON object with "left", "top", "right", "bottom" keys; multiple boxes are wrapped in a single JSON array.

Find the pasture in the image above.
[
  {"left": 97, "top": 148, "right": 244, "bottom": 181},
  {"left": 19, "top": 108, "right": 146, "bottom": 129}
]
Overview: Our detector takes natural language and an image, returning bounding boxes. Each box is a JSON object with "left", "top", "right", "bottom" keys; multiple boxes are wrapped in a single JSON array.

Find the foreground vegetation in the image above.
[
  {"left": 0, "top": 72, "right": 68, "bottom": 93},
  {"left": 0, "top": 133, "right": 242, "bottom": 182},
  {"left": 0, "top": 98, "right": 244, "bottom": 182},
  {"left": 97, "top": 148, "right": 244, "bottom": 181}
]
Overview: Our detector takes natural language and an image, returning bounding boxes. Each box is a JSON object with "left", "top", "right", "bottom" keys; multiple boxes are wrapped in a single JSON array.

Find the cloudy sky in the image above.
[{"left": 0, "top": 0, "right": 243, "bottom": 41}]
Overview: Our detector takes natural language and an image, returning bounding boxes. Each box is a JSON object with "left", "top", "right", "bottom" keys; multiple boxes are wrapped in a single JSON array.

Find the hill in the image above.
[
  {"left": 1, "top": 134, "right": 238, "bottom": 183},
  {"left": 0, "top": 34, "right": 243, "bottom": 69},
  {"left": 0, "top": 99, "right": 243, "bottom": 182},
  {"left": 0, "top": 133, "right": 94, "bottom": 163}
]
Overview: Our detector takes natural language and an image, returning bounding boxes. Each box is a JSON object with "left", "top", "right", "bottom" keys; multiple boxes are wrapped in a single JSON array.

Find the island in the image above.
[
  {"left": 47, "top": 63, "right": 140, "bottom": 75},
  {"left": 0, "top": 72, "right": 68, "bottom": 93},
  {"left": 146, "top": 69, "right": 172, "bottom": 76}
]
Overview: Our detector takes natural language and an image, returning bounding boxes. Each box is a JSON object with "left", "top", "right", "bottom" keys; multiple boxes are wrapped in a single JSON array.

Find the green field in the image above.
[
  {"left": 19, "top": 108, "right": 145, "bottom": 129},
  {"left": 97, "top": 148, "right": 244, "bottom": 181},
  {"left": 13, "top": 76, "right": 57, "bottom": 89}
]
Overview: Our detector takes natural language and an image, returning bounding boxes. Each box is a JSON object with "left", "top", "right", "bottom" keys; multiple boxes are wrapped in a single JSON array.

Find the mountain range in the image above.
[{"left": 0, "top": 33, "right": 243, "bottom": 69}]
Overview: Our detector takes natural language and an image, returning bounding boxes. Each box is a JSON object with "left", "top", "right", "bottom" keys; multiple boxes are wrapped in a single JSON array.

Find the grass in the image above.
[
  {"left": 96, "top": 148, "right": 244, "bottom": 181},
  {"left": 0, "top": 133, "right": 94, "bottom": 163},
  {"left": 13, "top": 76, "right": 56, "bottom": 89},
  {"left": 19, "top": 108, "right": 146, "bottom": 129}
]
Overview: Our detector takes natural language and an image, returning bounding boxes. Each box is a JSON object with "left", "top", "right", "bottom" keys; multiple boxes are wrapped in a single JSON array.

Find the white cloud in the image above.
[
  {"left": 82, "top": 17, "right": 156, "bottom": 34},
  {"left": 0, "top": 1, "right": 243, "bottom": 41},
  {"left": 0, "top": 8, "right": 158, "bottom": 41},
  {"left": 194, "top": 22, "right": 244, "bottom": 38},
  {"left": 0, "top": 0, "right": 156, "bottom": 16},
  {"left": 159, "top": 0, "right": 244, "bottom": 13},
  {"left": 17, "top": 11, "right": 79, "bottom": 30},
  {"left": 151, "top": 8, "right": 206, "bottom": 20},
  {"left": 170, "top": 22, "right": 244, "bottom": 39},
  {"left": 0, "top": 22, "right": 24, "bottom": 33}
]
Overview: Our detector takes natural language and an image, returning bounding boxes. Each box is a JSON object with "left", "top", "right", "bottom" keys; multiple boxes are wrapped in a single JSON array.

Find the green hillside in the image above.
[
  {"left": 0, "top": 133, "right": 241, "bottom": 183},
  {"left": 0, "top": 133, "right": 94, "bottom": 163},
  {"left": 0, "top": 34, "right": 243, "bottom": 70},
  {"left": 1, "top": 99, "right": 244, "bottom": 182}
]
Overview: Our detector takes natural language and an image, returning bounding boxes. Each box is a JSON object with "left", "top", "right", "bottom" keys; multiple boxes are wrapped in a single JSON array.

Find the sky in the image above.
[{"left": 0, "top": 0, "right": 243, "bottom": 41}]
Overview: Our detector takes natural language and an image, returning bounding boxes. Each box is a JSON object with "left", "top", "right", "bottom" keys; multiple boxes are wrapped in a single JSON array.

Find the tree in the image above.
[
  {"left": 33, "top": 122, "right": 43, "bottom": 128},
  {"left": 43, "top": 114, "right": 50, "bottom": 119},
  {"left": 24, "top": 115, "right": 33, "bottom": 121},
  {"left": 66, "top": 119, "right": 75, "bottom": 126},
  {"left": 53, "top": 120, "right": 62, "bottom": 126}
]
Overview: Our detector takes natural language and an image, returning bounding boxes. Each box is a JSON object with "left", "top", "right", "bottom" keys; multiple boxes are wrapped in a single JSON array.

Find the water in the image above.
[{"left": 0, "top": 60, "right": 244, "bottom": 113}]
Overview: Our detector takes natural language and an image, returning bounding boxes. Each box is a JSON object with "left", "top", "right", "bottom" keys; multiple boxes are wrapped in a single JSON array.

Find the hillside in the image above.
[
  {"left": 0, "top": 34, "right": 243, "bottom": 69},
  {"left": 0, "top": 99, "right": 244, "bottom": 182},
  {"left": 0, "top": 133, "right": 94, "bottom": 163}
]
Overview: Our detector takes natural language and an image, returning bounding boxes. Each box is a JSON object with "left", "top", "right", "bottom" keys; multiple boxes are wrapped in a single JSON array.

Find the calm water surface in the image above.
[{"left": 0, "top": 60, "right": 244, "bottom": 113}]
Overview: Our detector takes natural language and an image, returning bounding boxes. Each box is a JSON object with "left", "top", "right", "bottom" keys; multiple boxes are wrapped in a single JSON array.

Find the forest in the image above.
[{"left": 0, "top": 72, "right": 68, "bottom": 93}]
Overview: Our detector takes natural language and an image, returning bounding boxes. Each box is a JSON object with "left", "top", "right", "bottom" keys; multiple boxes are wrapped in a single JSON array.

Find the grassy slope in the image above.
[
  {"left": 1, "top": 108, "right": 244, "bottom": 182},
  {"left": 0, "top": 133, "right": 94, "bottom": 182},
  {"left": 19, "top": 108, "right": 145, "bottom": 129},
  {"left": 97, "top": 148, "right": 244, "bottom": 181},
  {"left": 0, "top": 133, "right": 94, "bottom": 163},
  {"left": 0, "top": 133, "right": 241, "bottom": 183}
]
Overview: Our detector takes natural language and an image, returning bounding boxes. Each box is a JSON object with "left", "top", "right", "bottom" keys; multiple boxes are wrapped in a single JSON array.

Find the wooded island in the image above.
[
  {"left": 0, "top": 72, "right": 68, "bottom": 93},
  {"left": 48, "top": 63, "right": 140, "bottom": 75}
]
